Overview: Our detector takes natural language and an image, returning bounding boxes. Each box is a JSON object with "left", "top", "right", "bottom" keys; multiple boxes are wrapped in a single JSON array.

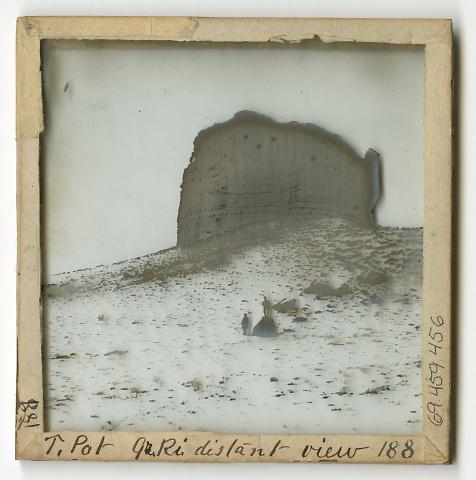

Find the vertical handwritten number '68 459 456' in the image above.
[
  {"left": 16, "top": 398, "right": 40, "bottom": 430},
  {"left": 426, "top": 315, "right": 445, "bottom": 427}
]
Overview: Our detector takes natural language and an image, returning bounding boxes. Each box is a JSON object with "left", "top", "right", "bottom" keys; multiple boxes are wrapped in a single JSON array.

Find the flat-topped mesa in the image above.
[{"left": 177, "top": 111, "right": 380, "bottom": 247}]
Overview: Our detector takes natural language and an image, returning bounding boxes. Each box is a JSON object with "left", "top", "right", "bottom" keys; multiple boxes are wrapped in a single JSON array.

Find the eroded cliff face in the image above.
[{"left": 177, "top": 111, "right": 380, "bottom": 246}]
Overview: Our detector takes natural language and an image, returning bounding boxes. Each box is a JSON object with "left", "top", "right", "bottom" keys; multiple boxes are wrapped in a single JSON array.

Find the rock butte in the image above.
[{"left": 177, "top": 111, "right": 380, "bottom": 246}]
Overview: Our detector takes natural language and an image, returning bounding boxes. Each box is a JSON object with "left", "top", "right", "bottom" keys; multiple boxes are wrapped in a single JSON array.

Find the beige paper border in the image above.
[{"left": 16, "top": 16, "right": 453, "bottom": 463}]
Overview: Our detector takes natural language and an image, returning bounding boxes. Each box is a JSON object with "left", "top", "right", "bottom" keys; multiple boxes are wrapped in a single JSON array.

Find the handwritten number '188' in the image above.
[{"left": 377, "top": 440, "right": 414, "bottom": 459}]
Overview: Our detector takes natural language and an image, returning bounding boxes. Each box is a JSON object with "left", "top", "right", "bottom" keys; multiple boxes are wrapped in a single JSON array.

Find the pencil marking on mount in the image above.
[{"left": 16, "top": 398, "right": 40, "bottom": 430}]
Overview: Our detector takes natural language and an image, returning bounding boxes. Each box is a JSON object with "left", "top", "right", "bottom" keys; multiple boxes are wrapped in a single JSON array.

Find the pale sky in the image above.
[{"left": 41, "top": 41, "right": 424, "bottom": 281}]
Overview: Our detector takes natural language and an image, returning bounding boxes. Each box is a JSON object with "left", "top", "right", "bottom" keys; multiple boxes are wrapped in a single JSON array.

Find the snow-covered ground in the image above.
[{"left": 43, "top": 220, "right": 422, "bottom": 434}]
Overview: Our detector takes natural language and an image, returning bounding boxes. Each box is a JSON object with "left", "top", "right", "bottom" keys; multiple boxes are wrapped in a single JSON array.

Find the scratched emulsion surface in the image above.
[{"left": 42, "top": 114, "right": 422, "bottom": 434}]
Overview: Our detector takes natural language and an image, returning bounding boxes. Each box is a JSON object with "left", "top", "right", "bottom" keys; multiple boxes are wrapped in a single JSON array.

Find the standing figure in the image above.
[
  {"left": 241, "top": 313, "right": 252, "bottom": 336},
  {"left": 252, "top": 296, "right": 278, "bottom": 337},
  {"left": 261, "top": 295, "right": 273, "bottom": 318}
]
